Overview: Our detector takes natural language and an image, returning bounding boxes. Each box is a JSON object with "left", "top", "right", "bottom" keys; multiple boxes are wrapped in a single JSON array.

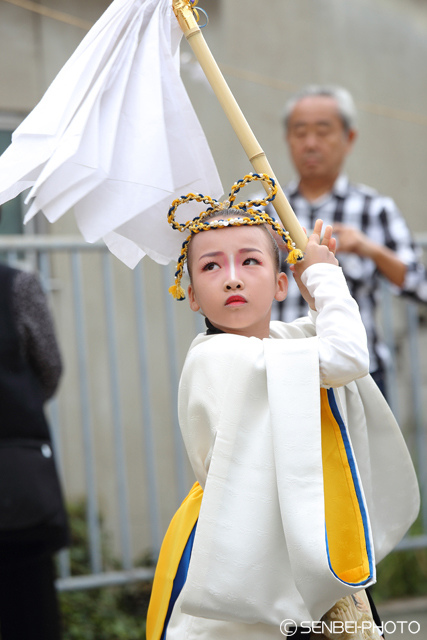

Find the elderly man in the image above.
[{"left": 271, "top": 85, "right": 426, "bottom": 393}]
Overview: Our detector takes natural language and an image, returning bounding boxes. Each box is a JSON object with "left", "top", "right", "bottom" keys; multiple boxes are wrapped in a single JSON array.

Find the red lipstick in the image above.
[{"left": 225, "top": 295, "right": 246, "bottom": 306}]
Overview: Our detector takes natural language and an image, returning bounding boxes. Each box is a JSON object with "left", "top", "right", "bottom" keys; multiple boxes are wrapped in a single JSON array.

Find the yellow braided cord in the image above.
[
  {"left": 169, "top": 233, "right": 191, "bottom": 300},
  {"left": 167, "top": 173, "right": 304, "bottom": 299}
]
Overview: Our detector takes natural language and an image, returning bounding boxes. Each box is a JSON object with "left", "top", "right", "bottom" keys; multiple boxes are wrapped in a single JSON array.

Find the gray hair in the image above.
[{"left": 283, "top": 85, "right": 357, "bottom": 132}]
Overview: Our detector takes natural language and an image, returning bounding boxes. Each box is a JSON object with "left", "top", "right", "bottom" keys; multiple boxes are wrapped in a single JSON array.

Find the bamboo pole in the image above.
[
  {"left": 173, "top": 0, "right": 307, "bottom": 250},
  {"left": 172, "top": 4, "right": 383, "bottom": 623}
]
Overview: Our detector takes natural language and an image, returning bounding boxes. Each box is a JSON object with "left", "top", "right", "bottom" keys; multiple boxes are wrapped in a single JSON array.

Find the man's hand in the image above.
[
  {"left": 333, "top": 222, "right": 407, "bottom": 287},
  {"left": 333, "top": 223, "right": 372, "bottom": 256},
  {"left": 289, "top": 219, "right": 338, "bottom": 310}
]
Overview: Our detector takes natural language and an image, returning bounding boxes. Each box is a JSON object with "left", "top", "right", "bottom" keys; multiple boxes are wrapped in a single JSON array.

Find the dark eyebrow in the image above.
[
  {"left": 198, "top": 248, "right": 263, "bottom": 261},
  {"left": 198, "top": 251, "right": 224, "bottom": 261},
  {"left": 239, "top": 248, "right": 263, "bottom": 254}
]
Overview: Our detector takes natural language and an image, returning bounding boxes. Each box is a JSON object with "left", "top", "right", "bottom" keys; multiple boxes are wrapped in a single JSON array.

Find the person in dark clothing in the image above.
[{"left": 0, "top": 261, "right": 69, "bottom": 640}]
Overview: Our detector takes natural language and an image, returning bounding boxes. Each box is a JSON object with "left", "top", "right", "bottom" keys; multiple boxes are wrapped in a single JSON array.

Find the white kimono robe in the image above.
[{"left": 165, "top": 264, "right": 419, "bottom": 639}]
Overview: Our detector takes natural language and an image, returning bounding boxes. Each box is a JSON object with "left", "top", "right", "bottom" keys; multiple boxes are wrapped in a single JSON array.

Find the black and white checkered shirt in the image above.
[{"left": 268, "top": 175, "right": 427, "bottom": 374}]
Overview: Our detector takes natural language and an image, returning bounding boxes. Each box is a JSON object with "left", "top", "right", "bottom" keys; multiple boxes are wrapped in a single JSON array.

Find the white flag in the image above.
[{"left": 0, "top": 0, "right": 222, "bottom": 267}]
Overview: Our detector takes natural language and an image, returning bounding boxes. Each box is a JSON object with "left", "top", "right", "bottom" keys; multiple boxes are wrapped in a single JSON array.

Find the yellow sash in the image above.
[
  {"left": 146, "top": 482, "right": 203, "bottom": 640},
  {"left": 321, "top": 388, "right": 372, "bottom": 584}
]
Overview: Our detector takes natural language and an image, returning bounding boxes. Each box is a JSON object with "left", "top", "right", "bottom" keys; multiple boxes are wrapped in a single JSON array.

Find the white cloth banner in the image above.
[{"left": 0, "top": 0, "right": 222, "bottom": 267}]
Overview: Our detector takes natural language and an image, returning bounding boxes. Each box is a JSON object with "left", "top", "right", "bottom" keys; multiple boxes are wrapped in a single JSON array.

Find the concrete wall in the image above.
[
  {"left": 0, "top": 0, "right": 426, "bottom": 560},
  {"left": 0, "top": 0, "right": 109, "bottom": 113}
]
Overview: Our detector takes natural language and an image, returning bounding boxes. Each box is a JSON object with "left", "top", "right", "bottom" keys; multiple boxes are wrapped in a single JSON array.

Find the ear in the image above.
[
  {"left": 275, "top": 272, "right": 288, "bottom": 302},
  {"left": 346, "top": 128, "right": 357, "bottom": 153},
  {"left": 188, "top": 284, "right": 201, "bottom": 312}
]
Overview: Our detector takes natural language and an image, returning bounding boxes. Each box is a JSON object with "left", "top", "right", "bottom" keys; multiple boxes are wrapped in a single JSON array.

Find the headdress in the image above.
[{"left": 167, "top": 173, "right": 304, "bottom": 300}]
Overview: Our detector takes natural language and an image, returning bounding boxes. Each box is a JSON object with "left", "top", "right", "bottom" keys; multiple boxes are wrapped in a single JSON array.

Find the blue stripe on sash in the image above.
[
  {"left": 161, "top": 522, "right": 197, "bottom": 640},
  {"left": 326, "top": 389, "right": 374, "bottom": 585}
]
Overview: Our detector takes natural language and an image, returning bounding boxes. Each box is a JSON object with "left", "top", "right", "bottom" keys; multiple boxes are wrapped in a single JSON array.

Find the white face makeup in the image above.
[
  {"left": 187, "top": 224, "right": 288, "bottom": 339},
  {"left": 228, "top": 253, "right": 236, "bottom": 281}
]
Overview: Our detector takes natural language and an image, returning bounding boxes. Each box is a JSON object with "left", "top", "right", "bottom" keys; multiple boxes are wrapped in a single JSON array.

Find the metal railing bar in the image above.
[
  {"left": 38, "top": 250, "right": 71, "bottom": 579},
  {"left": 396, "top": 535, "right": 427, "bottom": 551},
  {"left": 162, "top": 264, "right": 190, "bottom": 504},
  {"left": 380, "top": 280, "right": 400, "bottom": 420},
  {"left": 48, "top": 394, "right": 71, "bottom": 579},
  {"left": 0, "top": 235, "right": 106, "bottom": 251},
  {"left": 5, "top": 250, "right": 18, "bottom": 264},
  {"left": 71, "top": 251, "right": 103, "bottom": 574},
  {"left": 0, "top": 233, "right": 425, "bottom": 252},
  {"left": 102, "top": 252, "right": 133, "bottom": 571},
  {"left": 45, "top": 399, "right": 71, "bottom": 579},
  {"left": 56, "top": 567, "right": 155, "bottom": 592},
  {"left": 37, "top": 251, "right": 51, "bottom": 293},
  {"left": 133, "top": 263, "right": 162, "bottom": 555},
  {"left": 57, "top": 544, "right": 72, "bottom": 580},
  {"left": 406, "top": 301, "right": 427, "bottom": 534},
  {"left": 46, "top": 398, "right": 64, "bottom": 478}
]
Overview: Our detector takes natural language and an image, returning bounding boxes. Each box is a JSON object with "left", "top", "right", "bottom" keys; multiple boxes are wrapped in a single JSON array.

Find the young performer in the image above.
[{"left": 147, "top": 174, "right": 419, "bottom": 640}]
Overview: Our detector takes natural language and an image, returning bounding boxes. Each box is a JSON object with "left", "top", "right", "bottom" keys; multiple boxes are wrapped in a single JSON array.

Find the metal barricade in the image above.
[
  {"left": 378, "top": 235, "right": 427, "bottom": 551},
  {"left": 0, "top": 234, "right": 426, "bottom": 592}
]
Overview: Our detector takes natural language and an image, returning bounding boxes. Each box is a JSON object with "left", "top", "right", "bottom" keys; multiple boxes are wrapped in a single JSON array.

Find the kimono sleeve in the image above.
[{"left": 178, "top": 333, "right": 265, "bottom": 488}]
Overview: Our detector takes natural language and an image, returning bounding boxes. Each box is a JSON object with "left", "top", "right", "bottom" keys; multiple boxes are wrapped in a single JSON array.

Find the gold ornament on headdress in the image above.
[{"left": 167, "top": 173, "right": 304, "bottom": 300}]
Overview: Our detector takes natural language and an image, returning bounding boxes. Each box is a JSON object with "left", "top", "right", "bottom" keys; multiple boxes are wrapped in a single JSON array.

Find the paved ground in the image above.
[{"left": 377, "top": 597, "right": 427, "bottom": 640}]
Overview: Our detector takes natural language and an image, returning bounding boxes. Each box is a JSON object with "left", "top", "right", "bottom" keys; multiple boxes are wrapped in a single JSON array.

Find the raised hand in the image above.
[{"left": 289, "top": 219, "right": 339, "bottom": 309}]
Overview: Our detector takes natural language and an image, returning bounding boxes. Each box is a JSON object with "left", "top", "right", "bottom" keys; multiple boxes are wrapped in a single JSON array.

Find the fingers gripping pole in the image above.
[{"left": 172, "top": 0, "right": 307, "bottom": 250}]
